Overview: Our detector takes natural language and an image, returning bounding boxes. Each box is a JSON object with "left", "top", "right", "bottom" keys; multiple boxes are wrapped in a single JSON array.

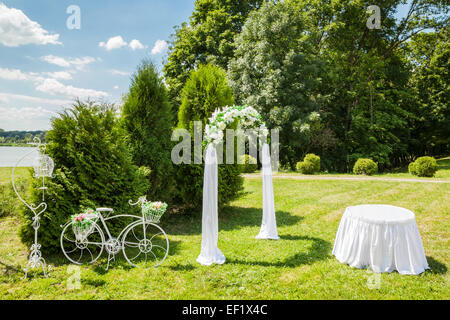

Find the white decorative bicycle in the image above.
[{"left": 60, "top": 197, "right": 169, "bottom": 270}]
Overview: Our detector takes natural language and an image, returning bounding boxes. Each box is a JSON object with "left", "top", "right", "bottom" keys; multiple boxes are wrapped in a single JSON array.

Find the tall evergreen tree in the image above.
[
  {"left": 121, "top": 61, "right": 175, "bottom": 203},
  {"left": 175, "top": 64, "right": 242, "bottom": 211}
]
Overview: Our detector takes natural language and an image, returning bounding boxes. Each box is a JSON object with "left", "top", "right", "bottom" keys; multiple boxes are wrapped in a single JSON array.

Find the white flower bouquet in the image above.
[{"left": 204, "top": 105, "right": 267, "bottom": 145}]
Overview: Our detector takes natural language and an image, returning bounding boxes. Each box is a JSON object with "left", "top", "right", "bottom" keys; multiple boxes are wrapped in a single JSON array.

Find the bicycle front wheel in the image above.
[{"left": 122, "top": 222, "right": 169, "bottom": 268}]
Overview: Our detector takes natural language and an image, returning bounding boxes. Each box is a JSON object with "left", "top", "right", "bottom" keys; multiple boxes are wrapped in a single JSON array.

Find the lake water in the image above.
[{"left": 0, "top": 146, "right": 38, "bottom": 167}]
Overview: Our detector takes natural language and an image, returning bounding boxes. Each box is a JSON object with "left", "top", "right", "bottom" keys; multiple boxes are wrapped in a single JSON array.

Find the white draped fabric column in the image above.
[
  {"left": 197, "top": 144, "right": 226, "bottom": 265},
  {"left": 256, "top": 143, "right": 279, "bottom": 240}
]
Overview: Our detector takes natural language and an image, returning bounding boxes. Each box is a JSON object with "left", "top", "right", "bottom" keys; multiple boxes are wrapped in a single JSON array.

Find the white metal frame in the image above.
[
  {"left": 12, "top": 137, "right": 52, "bottom": 279},
  {"left": 60, "top": 198, "right": 169, "bottom": 270}
]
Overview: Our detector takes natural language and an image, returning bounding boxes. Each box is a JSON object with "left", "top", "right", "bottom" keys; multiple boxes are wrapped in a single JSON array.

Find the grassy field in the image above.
[{"left": 0, "top": 166, "right": 448, "bottom": 299}]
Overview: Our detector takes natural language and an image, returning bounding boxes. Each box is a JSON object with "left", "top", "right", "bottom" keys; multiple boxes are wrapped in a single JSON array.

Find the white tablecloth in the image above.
[{"left": 332, "top": 204, "right": 429, "bottom": 275}]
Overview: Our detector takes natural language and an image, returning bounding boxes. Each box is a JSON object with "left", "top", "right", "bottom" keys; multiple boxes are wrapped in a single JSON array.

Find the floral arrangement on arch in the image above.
[{"left": 204, "top": 105, "right": 269, "bottom": 145}]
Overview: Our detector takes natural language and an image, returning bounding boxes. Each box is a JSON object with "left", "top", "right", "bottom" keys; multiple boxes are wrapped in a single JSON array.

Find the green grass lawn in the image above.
[{"left": 0, "top": 167, "right": 449, "bottom": 299}]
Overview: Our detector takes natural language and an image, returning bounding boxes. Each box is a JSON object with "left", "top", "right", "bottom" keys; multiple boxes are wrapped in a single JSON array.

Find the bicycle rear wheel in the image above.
[
  {"left": 60, "top": 222, "right": 105, "bottom": 265},
  {"left": 122, "top": 222, "right": 169, "bottom": 268}
]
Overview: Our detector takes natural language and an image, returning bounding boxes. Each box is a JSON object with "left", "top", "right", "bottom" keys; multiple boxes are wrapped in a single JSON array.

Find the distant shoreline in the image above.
[{"left": 0, "top": 144, "right": 34, "bottom": 147}]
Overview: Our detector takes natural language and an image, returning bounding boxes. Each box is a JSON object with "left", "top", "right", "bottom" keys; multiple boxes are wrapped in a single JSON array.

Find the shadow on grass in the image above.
[
  {"left": 168, "top": 263, "right": 196, "bottom": 272},
  {"left": 427, "top": 256, "right": 447, "bottom": 274},
  {"left": 227, "top": 235, "right": 331, "bottom": 268},
  {"left": 436, "top": 158, "right": 450, "bottom": 170},
  {"left": 0, "top": 260, "right": 25, "bottom": 277},
  {"left": 89, "top": 239, "right": 183, "bottom": 274},
  {"left": 83, "top": 278, "right": 107, "bottom": 287},
  {"left": 43, "top": 239, "right": 182, "bottom": 274},
  {"left": 164, "top": 207, "right": 302, "bottom": 236}
]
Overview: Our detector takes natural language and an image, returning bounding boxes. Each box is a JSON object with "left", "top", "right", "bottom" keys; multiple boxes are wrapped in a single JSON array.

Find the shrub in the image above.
[
  {"left": 296, "top": 153, "right": 320, "bottom": 174},
  {"left": 408, "top": 156, "right": 438, "bottom": 177},
  {"left": 408, "top": 162, "right": 417, "bottom": 176},
  {"left": 175, "top": 64, "right": 242, "bottom": 210},
  {"left": 20, "top": 101, "right": 149, "bottom": 254},
  {"left": 239, "top": 155, "right": 258, "bottom": 173},
  {"left": 353, "top": 158, "right": 378, "bottom": 176},
  {"left": 178, "top": 64, "right": 234, "bottom": 131},
  {"left": 121, "top": 60, "right": 175, "bottom": 203}
]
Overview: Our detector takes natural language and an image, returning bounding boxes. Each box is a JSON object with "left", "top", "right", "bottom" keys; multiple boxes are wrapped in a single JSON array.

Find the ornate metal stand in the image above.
[{"left": 11, "top": 137, "right": 54, "bottom": 279}]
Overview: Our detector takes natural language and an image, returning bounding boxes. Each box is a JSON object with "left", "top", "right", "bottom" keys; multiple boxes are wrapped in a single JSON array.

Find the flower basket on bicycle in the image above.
[
  {"left": 71, "top": 208, "right": 99, "bottom": 241},
  {"left": 142, "top": 201, "right": 167, "bottom": 223}
]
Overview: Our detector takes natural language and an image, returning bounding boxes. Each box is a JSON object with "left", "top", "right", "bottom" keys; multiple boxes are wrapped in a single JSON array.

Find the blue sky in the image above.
[
  {"left": 0, "top": 1, "right": 412, "bottom": 131},
  {"left": 0, "top": 0, "right": 195, "bottom": 130}
]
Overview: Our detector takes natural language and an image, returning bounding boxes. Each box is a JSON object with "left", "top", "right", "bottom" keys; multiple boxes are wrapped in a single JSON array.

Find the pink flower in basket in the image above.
[
  {"left": 154, "top": 202, "right": 163, "bottom": 210},
  {"left": 74, "top": 213, "right": 85, "bottom": 222}
]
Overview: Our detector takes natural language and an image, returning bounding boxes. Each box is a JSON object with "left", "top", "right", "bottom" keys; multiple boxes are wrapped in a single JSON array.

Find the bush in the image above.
[
  {"left": 408, "top": 156, "right": 438, "bottom": 177},
  {"left": 178, "top": 64, "right": 234, "bottom": 131},
  {"left": 239, "top": 155, "right": 258, "bottom": 173},
  {"left": 121, "top": 61, "right": 175, "bottom": 203},
  {"left": 353, "top": 158, "right": 378, "bottom": 175},
  {"left": 296, "top": 153, "right": 320, "bottom": 174},
  {"left": 20, "top": 101, "right": 149, "bottom": 254},
  {"left": 175, "top": 64, "right": 242, "bottom": 210},
  {"left": 408, "top": 162, "right": 417, "bottom": 176}
]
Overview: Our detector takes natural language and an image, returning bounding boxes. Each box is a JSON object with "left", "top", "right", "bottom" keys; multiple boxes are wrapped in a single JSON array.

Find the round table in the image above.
[{"left": 332, "top": 204, "right": 429, "bottom": 275}]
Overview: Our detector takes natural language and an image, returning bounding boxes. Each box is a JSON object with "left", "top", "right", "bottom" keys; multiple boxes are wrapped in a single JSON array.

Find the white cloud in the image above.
[
  {"left": 129, "top": 39, "right": 145, "bottom": 50},
  {"left": 113, "top": 85, "right": 119, "bottom": 90},
  {"left": 69, "top": 57, "right": 97, "bottom": 70},
  {"left": 99, "top": 36, "right": 127, "bottom": 51},
  {"left": 36, "top": 78, "right": 108, "bottom": 99},
  {"left": 109, "top": 69, "right": 130, "bottom": 76},
  {"left": 151, "top": 40, "right": 168, "bottom": 55},
  {"left": 0, "top": 92, "right": 71, "bottom": 106},
  {"left": 0, "top": 67, "right": 40, "bottom": 81},
  {"left": 0, "top": 67, "right": 72, "bottom": 82},
  {"left": 0, "top": 106, "right": 56, "bottom": 130},
  {"left": 45, "top": 71, "right": 72, "bottom": 80},
  {"left": 41, "top": 55, "right": 70, "bottom": 67},
  {"left": 41, "top": 55, "right": 96, "bottom": 70},
  {"left": 0, "top": 106, "right": 56, "bottom": 120},
  {"left": 0, "top": 3, "right": 61, "bottom": 47}
]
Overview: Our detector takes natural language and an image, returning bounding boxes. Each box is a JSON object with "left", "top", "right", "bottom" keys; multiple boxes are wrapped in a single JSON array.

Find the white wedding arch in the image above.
[{"left": 197, "top": 105, "right": 279, "bottom": 266}]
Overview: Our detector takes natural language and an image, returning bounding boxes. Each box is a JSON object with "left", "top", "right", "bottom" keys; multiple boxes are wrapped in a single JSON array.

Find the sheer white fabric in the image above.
[
  {"left": 196, "top": 144, "right": 226, "bottom": 266},
  {"left": 333, "top": 205, "right": 429, "bottom": 275},
  {"left": 256, "top": 143, "right": 279, "bottom": 240}
]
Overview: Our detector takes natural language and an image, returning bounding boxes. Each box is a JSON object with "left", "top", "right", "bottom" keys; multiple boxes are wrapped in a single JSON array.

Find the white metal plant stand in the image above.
[
  {"left": 12, "top": 137, "right": 54, "bottom": 279},
  {"left": 60, "top": 196, "right": 169, "bottom": 270}
]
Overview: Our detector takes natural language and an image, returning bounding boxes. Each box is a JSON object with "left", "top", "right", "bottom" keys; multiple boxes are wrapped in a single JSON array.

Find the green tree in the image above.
[
  {"left": 229, "top": 0, "right": 448, "bottom": 171},
  {"left": 228, "top": 0, "right": 327, "bottom": 169},
  {"left": 175, "top": 64, "right": 242, "bottom": 210},
  {"left": 20, "top": 101, "right": 149, "bottom": 253},
  {"left": 407, "top": 27, "right": 449, "bottom": 156},
  {"left": 178, "top": 64, "right": 234, "bottom": 131},
  {"left": 163, "top": 0, "right": 263, "bottom": 110},
  {"left": 121, "top": 61, "right": 175, "bottom": 203}
]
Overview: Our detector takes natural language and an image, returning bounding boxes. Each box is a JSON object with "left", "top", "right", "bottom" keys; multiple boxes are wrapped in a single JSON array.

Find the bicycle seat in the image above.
[{"left": 96, "top": 207, "right": 114, "bottom": 212}]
